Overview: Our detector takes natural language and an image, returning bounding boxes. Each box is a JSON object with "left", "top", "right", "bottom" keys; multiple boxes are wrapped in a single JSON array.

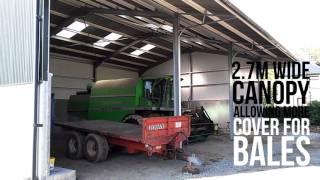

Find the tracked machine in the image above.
[{"left": 68, "top": 77, "right": 215, "bottom": 141}]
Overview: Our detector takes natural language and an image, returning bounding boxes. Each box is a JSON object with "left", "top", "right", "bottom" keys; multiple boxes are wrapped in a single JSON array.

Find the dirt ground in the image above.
[{"left": 51, "top": 126, "right": 320, "bottom": 180}]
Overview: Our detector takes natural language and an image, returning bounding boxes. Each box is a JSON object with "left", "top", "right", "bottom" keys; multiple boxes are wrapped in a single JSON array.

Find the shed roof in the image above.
[{"left": 50, "top": 0, "right": 296, "bottom": 73}]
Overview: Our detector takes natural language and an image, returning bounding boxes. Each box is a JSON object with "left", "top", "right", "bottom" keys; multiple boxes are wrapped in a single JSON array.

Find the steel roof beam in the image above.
[
  {"left": 215, "top": 0, "right": 295, "bottom": 61},
  {"left": 182, "top": 0, "right": 278, "bottom": 58},
  {"left": 50, "top": 7, "right": 89, "bottom": 35},
  {"left": 152, "top": 0, "right": 260, "bottom": 58},
  {"left": 79, "top": 1, "right": 212, "bottom": 53},
  {"left": 95, "top": 37, "right": 149, "bottom": 67},
  {"left": 50, "top": 8, "right": 173, "bottom": 52},
  {"left": 51, "top": 44, "right": 150, "bottom": 67},
  {"left": 51, "top": 22, "right": 168, "bottom": 58},
  {"left": 88, "top": 8, "right": 173, "bottom": 19},
  {"left": 85, "top": 0, "right": 211, "bottom": 51},
  {"left": 51, "top": 36, "right": 156, "bottom": 65},
  {"left": 111, "top": 0, "right": 221, "bottom": 51}
]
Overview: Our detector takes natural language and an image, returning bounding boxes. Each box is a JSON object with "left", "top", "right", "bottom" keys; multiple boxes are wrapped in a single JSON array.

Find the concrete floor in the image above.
[{"left": 51, "top": 127, "right": 320, "bottom": 180}]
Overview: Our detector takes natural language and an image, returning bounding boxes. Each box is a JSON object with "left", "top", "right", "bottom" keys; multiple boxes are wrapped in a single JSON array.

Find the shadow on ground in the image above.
[{"left": 51, "top": 126, "right": 320, "bottom": 180}]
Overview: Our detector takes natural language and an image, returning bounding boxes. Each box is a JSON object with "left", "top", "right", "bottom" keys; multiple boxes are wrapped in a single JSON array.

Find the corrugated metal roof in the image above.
[{"left": 50, "top": 0, "right": 296, "bottom": 74}]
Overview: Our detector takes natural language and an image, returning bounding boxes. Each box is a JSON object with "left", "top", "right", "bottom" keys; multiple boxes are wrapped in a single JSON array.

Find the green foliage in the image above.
[{"left": 309, "top": 101, "right": 320, "bottom": 125}]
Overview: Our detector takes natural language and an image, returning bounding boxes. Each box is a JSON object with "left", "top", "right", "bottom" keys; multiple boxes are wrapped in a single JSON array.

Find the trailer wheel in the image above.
[
  {"left": 123, "top": 114, "right": 143, "bottom": 125},
  {"left": 66, "top": 131, "right": 84, "bottom": 159},
  {"left": 84, "top": 133, "right": 109, "bottom": 162}
]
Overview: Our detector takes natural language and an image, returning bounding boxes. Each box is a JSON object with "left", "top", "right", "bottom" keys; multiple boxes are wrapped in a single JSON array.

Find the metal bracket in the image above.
[
  {"left": 34, "top": 123, "right": 43, "bottom": 128},
  {"left": 37, "top": 15, "right": 43, "bottom": 21}
]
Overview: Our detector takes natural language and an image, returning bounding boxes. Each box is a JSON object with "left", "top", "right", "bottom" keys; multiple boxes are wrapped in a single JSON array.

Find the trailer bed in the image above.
[
  {"left": 56, "top": 116, "right": 191, "bottom": 162},
  {"left": 56, "top": 120, "right": 142, "bottom": 142}
]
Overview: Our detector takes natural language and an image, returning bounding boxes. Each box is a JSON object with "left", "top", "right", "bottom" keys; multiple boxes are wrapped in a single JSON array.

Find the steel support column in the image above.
[
  {"left": 173, "top": 15, "right": 181, "bottom": 116},
  {"left": 93, "top": 63, "right": 97, "bottom": 82},
  {"left": 189, "top": 52, "right": 193, "bottom": 102},
  {"left": 228, "top": 43, "right": 234, "bottom": 140}
]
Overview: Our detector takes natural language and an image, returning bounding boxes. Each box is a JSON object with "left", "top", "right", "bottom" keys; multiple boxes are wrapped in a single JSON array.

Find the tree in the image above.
[
  {"left": 294, "top": 48, "right": 320, "bottom": 65},
  {"left": 309, "top": 48, "right": 320, "bottom": 65}
]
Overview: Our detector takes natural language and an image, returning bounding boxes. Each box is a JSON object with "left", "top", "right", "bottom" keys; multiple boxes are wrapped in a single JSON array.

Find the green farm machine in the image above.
[{"left": 68, "top": 77, "right": 215, "bottom": 141}]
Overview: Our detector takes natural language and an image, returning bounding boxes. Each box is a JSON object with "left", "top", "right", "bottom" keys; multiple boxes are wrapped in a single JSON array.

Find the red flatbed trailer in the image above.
[{"left": 55, "top": 116, "right": 190, "bottom": 162}]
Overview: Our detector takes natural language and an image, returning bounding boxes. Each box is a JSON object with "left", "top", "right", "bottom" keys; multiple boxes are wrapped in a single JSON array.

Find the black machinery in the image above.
[{"left": 183, "top": 106, "right": 216, "bottom": 142}]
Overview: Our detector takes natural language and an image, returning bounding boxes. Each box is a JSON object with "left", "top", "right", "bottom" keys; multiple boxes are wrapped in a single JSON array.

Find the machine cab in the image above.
[{"left": 142, "top": 77, "right": 173, "bottom": 109}]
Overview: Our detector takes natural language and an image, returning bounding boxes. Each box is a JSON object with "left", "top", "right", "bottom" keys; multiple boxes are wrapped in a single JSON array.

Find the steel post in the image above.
[
  {"left": 173, "top": 15, "right": 181, "bottom": 116},
  {"left": 228, "top": 43, "right": 234, "bottom": 140}
]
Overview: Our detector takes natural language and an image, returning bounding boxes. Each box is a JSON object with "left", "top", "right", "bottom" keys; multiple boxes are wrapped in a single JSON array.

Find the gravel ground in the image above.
[{"left": 52, "top": 127, "right": 320, "bottom": 180}]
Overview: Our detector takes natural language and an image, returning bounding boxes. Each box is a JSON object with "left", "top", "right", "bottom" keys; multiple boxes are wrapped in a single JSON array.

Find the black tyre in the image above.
[
  {"left": 123, "top": 114, "right": 143, "bottom": 125},
  {"left": 84, "top": 133, "right": 109, "bottom": 163},
  {"left": 66, "top": 131, "right": 84, "bottom": 159}
]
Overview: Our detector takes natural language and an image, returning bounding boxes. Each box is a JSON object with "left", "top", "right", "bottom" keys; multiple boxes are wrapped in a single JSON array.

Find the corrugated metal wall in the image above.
[
  {"left": 142, "top": 52, "right": 255, "bottom": 128},
  {"left": 0, "top": 0, "right": 36, "bottom": 85},
  {"left": 0, "top": 0, "right": 37, "bottom": 179},
  {"left": 50, "top": 55, "right": 139, "bottom": 121},
  {"left": 143, "top": 52, "right": 250, "bottom": 101},
  {"left": 50, "top": 55, "right": 139, "bottom": 99}
]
